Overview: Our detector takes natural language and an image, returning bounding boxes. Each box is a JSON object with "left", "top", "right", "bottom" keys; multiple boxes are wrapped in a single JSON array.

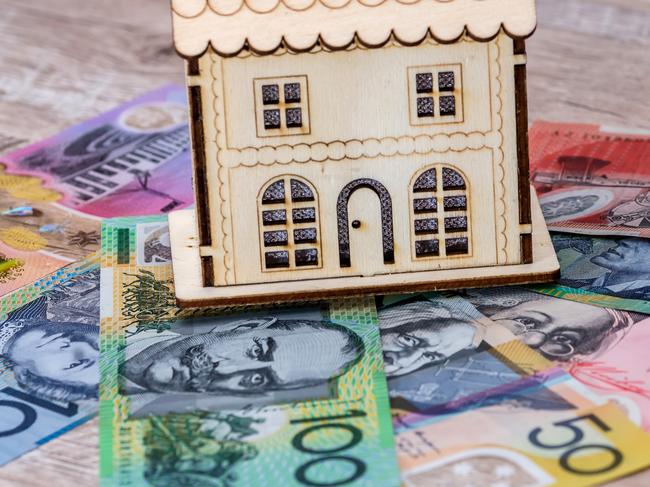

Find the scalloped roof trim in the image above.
[
  {"left": 173, "top": 0, "right": 465, "bottom": 17},
  {"left": 172, "top": 0, "right": 537, "bottom": 57}
]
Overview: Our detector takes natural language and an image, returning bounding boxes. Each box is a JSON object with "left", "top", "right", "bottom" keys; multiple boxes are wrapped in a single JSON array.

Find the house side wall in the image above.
[
  {"left": 184, "top": 54, "right": 223, "bottom": 286},
  {"left": 514, "top": 39, "right": 534, "bottom": 264},
  {"left": 187, "top": 32, "right": 530, "bottom": 287},
  {"left": 492, "top": 34, "right": 532, "bottom": 265}
]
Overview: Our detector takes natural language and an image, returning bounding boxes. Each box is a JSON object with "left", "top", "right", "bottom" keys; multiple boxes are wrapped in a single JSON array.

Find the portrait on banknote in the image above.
[
  {"left": 0, "top": 269, "right": 99, "bottom": 403},
  {"left": 119, "top": 311, "right": 365, "bottom": 416},
  {"left": 464, "top": 287, "right": 644, "bottom": 361},
  {"left": 377, "top": 297, "right": 481, "bottom": 378},
  {"left": 553, "top": 234, "right": 650, "bottom": 301},
  {"left": 379, "top": 295, "right": 579, "bottom": 416}
]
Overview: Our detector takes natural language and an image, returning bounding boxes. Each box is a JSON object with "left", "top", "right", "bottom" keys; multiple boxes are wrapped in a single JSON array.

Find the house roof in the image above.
[{"left": 171, "top": 0, "right": 537, "bottom": 57}]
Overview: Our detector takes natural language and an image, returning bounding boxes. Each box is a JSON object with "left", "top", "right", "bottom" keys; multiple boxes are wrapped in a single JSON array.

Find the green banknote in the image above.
[
  {"left": 100, "top": 216, "right": 400, "bottom": 487},
  {"left": 531, "top": 233, "right": 650, "bottom": 314}
]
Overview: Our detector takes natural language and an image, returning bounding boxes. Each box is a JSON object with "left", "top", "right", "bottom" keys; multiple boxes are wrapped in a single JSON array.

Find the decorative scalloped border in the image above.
[
  {"left": 174, "top": 0, "right": 521, "bottom": 18},
  {"left": 489, "top": 38, "right": 508, "bottom": 263},
  {"left": 171, "top": 0, "right": 537, "bottom": 57},
  {"left": 218, "top": 132, "right": 496, "bottom": 167}
]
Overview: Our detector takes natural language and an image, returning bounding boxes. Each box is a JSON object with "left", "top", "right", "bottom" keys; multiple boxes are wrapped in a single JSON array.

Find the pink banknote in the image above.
[
  {"left": 565, "top": 317, "right": 650, "bottom": 432},
  {"left": 0, "top": 85, "right": 193, "bottom": 294}
]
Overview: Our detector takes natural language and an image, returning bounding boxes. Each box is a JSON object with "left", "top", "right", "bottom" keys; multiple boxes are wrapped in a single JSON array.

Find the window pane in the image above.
[
  {"left": 415, "top": 239, "right": 439, "bottom": 257},
  {"left": 262, "top": 84, "right": 280, "bottom": 105},
  {"left": 284, "top": 83, "right": 301, "bottom": 103},
  {"left": 264, "top": 230, "right": 289, "bottom": 247},
  {"left": 413, "top": 197, "right": 437, "bottom": 213},
  {"left": 446, "top": 237, "right": 469, "bottom": 255},
  {"left": 416, "top": 73, "right": 434, "bottom": 93},
  {"left": 262, "top": 209, "right": 287, "bottom": 225},
  {"left": 295, "top": 248, "right": 318, "bottom": 266},
  {"left": 417, "top": 97, "right": 435, "bottom": 118},
  {"left": 286, "top": 108, "right": 303, "bottom": 128},
  {"left": 265, "top": 251, "right": 290, "bottom": 268},
  {"left": 263, "top": 109, "right": 281, "bottom": 129},
  {"left": 444, "top": 216, "right": 468, "bottom": 233},
  {"left": 443, "top": 195, "right": 467, "bottom": 211},
  {"left": 414, "top": 218, "right": 438, "bottom": 235},
  {"left": 293, "top": 228, "right": 317, "bottom": 244},
  {"left": 440, "top": 95, "right": 456, "bottom": 116},
  {"left": 438, "top": 71, "right": 455, "bottom": 92}
]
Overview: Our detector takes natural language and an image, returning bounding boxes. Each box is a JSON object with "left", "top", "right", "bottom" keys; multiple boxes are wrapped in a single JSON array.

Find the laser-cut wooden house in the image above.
[{"left": 168, "top": 0, "right": 559, "bottom": 307}]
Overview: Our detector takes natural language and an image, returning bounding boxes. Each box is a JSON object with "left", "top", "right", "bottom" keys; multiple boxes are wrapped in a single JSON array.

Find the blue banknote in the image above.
[{"left": 0, "top": 258, "right": 99, "bottom": 465}]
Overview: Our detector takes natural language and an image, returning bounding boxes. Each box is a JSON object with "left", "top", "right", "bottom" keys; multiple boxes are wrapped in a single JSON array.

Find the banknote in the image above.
[
  {"left": 0, "top": 85, "right": 192, "bottom": 295},
  {"left": 463, "top": 286, "right": 650, "bottom": 432},
  {"left": 377, "top": 293, "right": 529, "bottom": 416},
  {"left": 532, "top": 233, "right": 650, "bottom": 314},
  {"left": 379, "top": 293, "right": 650, "bottom": 485},
  {"left": 530, "top": 121, "right": 650, "bottom": 238},
  {"left": 378, "top": 294, "right": 592, "bottom": 423},
  {"left": 100, "top": 215, "right": 400, "bottom": 487},
  {"left": 0, "top": 256, "right": 99, "bottom": 466},
  {"left": 396, "top": 384, "right": 650, "bottom": 487}
]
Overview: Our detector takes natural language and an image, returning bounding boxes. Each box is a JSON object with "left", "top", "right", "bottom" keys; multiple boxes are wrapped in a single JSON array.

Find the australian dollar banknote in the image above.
[
  {"left": 0, "top": 85, "right": 192, "bottom": 295},
  {"left": 99, "top": 215, "right": 400, "bottom": 487},
  {"left": 376, "top": 293, "right": 650, "bottom": 486},
  {"left": 0, "top": 256, "right": 99, "bottom": 465}
]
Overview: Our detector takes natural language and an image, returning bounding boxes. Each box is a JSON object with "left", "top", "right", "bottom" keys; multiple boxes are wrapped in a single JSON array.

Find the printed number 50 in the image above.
[{"left": 528, "top": 414, "right": 623, "bottom": 475}]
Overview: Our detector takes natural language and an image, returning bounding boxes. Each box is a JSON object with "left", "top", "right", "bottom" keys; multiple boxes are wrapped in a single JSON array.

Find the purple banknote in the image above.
[{"left": 0, "top": 85, "right": 193, "bottom": 294}]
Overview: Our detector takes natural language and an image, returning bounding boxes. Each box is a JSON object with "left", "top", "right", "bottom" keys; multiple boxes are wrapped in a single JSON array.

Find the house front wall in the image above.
[
  {"left": 227, "top": 149, "right": 496, "bottom": 284},
  {"left": 187, "top": 32, "right": 528, "bottom": 286}
]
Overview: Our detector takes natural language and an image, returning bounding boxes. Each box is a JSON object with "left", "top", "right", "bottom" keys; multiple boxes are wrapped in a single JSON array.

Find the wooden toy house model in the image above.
[{"left": 168, "top": 0, "right": 559, "bottom": 306}]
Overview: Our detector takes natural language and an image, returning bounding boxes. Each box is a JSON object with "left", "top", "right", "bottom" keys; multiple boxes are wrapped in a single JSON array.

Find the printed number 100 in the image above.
[
  {"left": 290, "top": 409, "right": 368, "bottom": 486},
  {"left": 0, "top": 387, "right": 78, "bottom": 437}
]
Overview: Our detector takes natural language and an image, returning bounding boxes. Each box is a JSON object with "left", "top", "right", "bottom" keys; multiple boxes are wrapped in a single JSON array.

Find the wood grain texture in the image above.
[
  {"left": 192, "top": 33, "right": 530, "bottom": 290},
  {"left": 170, "top": 0, "right": 537, "bottom": 56},
  {"left": 0, "top": 0, "right": 649, "bottom": 485}
]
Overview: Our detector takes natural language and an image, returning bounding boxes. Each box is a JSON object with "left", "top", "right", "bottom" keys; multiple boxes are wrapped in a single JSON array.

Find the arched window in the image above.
[
  {"left": 410, "top": 165, "right": 470, "bottom": 259},
  {"left": 258, "top": 176, "right": 321, "bottom": 271}
]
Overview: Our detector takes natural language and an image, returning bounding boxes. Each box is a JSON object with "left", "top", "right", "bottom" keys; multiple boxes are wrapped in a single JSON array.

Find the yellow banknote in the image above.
[{"left": 395, "top": 364, "right": 650, "bottom": 486}]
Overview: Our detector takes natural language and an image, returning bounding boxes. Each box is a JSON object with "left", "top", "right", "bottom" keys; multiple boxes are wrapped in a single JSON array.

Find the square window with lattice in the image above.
[
  {"left": 254, "top": 76, "right": 310, "bottom": 137},
  {"left": 407, "top": 64, "right": 463, "bottom": 125}
]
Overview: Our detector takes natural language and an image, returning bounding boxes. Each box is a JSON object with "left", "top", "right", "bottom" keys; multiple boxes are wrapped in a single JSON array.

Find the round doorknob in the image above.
[{"left": 351, "top": 220, "right": 361, "bottom": 229}]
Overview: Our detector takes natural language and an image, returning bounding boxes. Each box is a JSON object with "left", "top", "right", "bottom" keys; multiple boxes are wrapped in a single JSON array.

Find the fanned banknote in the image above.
[
  {"left": 531, "top": 233, "right": 650, "bottom": 314},
  {"left": 464, "top": 286, "right": 650, "bottom": 433},
  {"left": 0, "top": 85, "right": 192, "bottom": 295},
  {"left": 377, "top": 293, "right": 524, "bottom": 417},
  {"left": 100, "top": 216, "right": 400, "bottom": 487},
  {"left": 378, "top": 294, "right": 650, "bottom": 485},
  {"left": 530, "top": 121, "right": 650, "bottom": 238},
  {"left": 0, "top": 256, "right": 99, "bottom": 465},
  {"left": 396, "top": 386, "right": 650, "bottom": 487},
  {"left": 377, "top": 293, "right": 592, "bottom": 425}
]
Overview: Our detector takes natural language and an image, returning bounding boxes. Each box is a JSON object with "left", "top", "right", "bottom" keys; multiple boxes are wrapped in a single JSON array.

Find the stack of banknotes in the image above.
[{"left": 0, "top": 86, "right": 649, "bottom": 486}]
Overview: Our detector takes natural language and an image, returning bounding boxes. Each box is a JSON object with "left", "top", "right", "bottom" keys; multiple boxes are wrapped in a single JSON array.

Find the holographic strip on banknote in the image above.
[{"left": 100, "top": 215, "right": 400, "bottom": 487}]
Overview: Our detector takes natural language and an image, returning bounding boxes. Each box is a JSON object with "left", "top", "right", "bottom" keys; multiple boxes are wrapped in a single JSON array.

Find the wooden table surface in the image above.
[{"left": 0, "top": 0, "right": 649, "bottom": 485}]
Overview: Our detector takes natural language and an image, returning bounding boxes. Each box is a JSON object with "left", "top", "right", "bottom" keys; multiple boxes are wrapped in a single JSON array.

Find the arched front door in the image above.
[{"left": 337, "top": 178, "right": 394, "bottom": 270}]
